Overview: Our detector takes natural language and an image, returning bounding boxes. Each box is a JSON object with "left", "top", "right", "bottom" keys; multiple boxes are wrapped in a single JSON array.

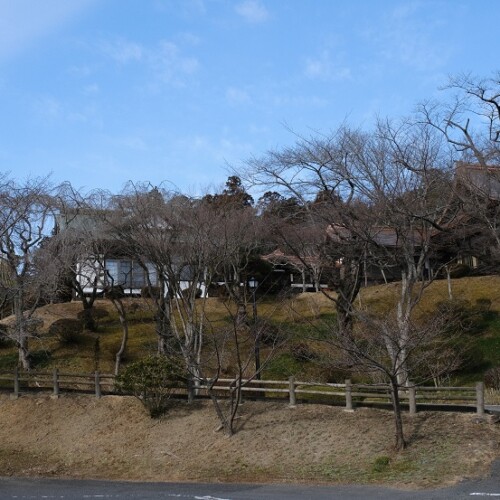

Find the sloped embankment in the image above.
[{"left": 0, "top": 393, "right": 498, "bottom": 487}]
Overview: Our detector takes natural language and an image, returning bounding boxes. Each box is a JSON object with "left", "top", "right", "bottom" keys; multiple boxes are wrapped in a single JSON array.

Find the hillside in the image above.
[
  {"left": 1, "top": 275, "right": 500, "bottom": 378},
  {"left": 0, "top": 393, "right": 499, "bottom": 487},
  {"left": 1, "top": 276, "right": 500, "bottom": 486}
]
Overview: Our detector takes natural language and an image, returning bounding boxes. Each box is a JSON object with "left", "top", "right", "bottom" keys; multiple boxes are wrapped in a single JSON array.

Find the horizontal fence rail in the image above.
[{"left": 0, "top": 369, "right": 486, "bottom": 416}]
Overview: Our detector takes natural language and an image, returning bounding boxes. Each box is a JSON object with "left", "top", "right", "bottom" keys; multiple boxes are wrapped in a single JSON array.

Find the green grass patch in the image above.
[
  {"left": 371, "top": 455, "right": 391, "bottom": 473},
  {"left": 264, "top": 353, "right": 305, "bottom": 379},
  {"left": 0, "top": 352, "right": 17, "bottom": 371}
]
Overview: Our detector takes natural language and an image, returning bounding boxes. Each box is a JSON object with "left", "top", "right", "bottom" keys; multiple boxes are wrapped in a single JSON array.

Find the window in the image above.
[{"left": 105, "top": 258, "right": 158, "bottom": 290}]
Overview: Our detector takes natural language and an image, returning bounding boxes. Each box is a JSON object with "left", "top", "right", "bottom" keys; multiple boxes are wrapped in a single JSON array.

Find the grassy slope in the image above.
[
  {"left": 0, "top": 275, "right": 499, "bottom": 378},
  {"left": 0, "top": 277, "right": 500, "bottom": 486},
  {"left": 0, "top": 395, "right": 498, "bottom": 487}
]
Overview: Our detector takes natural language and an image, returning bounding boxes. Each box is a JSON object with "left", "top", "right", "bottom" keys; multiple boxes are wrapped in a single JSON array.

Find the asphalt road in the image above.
[{"left": 1, "top": 461, "right": 500, "bottom": 500}]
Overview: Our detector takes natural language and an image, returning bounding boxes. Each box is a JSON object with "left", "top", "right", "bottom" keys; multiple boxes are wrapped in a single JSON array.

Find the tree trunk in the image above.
[
  {"left": 390, "top": 378, "right": 407, "bottom": 450},
  {"left": 235, "top": 299, "right": 247, "bottom": 327},
  {"left": 335, "top": 258, "right": 362, "bottom": 333},
  {"left": 395, "top": 271, "right": 412, "bottom": 387},
  {"left": 81, "top": 300, "right": 97, "bottom": 331},
  {"left": 18, "top": 334, "right": 31, "bottom": 371},
  {"left": 113, "top": 299, "right": 129, "bottom": 376},
  {"left": 156, "top": 293, "right": 174, "bottom": 355},
  {"left": 14, "top": 295, "right": 31, "bottom": 370},
  {"left": 446, "top": 266, "right": 453, "bottom": 300}
]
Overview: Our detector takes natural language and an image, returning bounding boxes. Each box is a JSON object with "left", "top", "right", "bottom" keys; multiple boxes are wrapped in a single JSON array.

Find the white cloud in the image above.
[
  {"left": 68, "top": 65, "right": 93, "bottom": 78},
  {"left": 35, "top": 96, "right": 62, "bottom": 119},
  {"left": 100, "top": 38, "right": 143, "bottom": 64},
  {"left": 0, "top": 0, "right": 95, "bottom": 62},
  {"left": 33, "top": 95, "right": 102, "bottom": 128},
  {"left": 249, "top": 124, "right": 270, "bottom": 135},
  {"left": 83, "top": 83, "right": 99, "bottom": 95},
  {"left": 226, "top": 87, "right": 251, "bottom": 106},
  {"left": 108, "top": 135, "right": 148, "bottom": 151},
  {"left": 272, "top": 94, "right": 329, "bottom": 108},
  {"left": 178, "top": 32, "right": 201, "bottom": 46},
  {"left": 154, "top": 0, "right": 206, "bottom": 17},
  {"left": 365, "top": 2, "right": 451, "bottom": 72},
  {"left": 235, "top": 0, "right": 269, "bottom": 23},
  {"left": 98, "top": 37, "right": 199, "bottom": 87},
  {"left": 177, "top": 134, "right": 253, "bottom": 165},
  {"left": 304, "top": 51, "right": 351, "bottom": 81},
  {"left": 152, "top": 41, "right": 200, "bottom": 85}
]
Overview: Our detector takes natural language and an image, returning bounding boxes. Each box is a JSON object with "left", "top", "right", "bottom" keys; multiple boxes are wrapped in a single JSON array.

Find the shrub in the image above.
[
  {"left": 372, "top": 456, "right": 391, "bottom": 473},
  {"left": 485, "top": 367, "right": 500, "bottom": 390},
  {"left": 77, "top": 307, "right": 109, "bottom": 324},
  {"left": 449, "top": 263, "right": 471, "bottom": 279},
  {"left": 141, "top": 286, "right": 161, "bottom": 299},
  {"left": 475, "top": 297, "right": 492, "bottom": 312},
  {"left": 263, "top": 353, "right": 303, "bottom": 379},
  {"left": 180, "top": 287, "right": 203, "bottom": 300},
  {"left": 255, "top": 318, "right": 281, "bottom": 345},
  {"left": 207, "top": 284, "right": 227, "bottom": 299},
  {"left": 0, "top": 324, "right": 14, "bottom": 348},
  {"left": 116, "top": 355, "right": 186, "bottom": 418},
  {"left": 291, "top": 342, "right": 319, "bottom": 362},
  {"left": 104, "top": 285, "right": 125, "bottom": 300},
  {"left": 49, "top": 318, "right": 84, "bottom": 344},
  {"left": 434, "top": 299, "right": 476, "bottom": 333}
]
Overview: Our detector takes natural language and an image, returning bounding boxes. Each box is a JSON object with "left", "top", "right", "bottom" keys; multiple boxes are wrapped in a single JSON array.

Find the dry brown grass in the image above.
[
  {"left": 359, "top": 275, "right": 500, "bottom": 316},
  {"left": 0, "top": 394, "right": 498, "bottom": 487},
  {"left": 1, "top": 281, "right": 500, "bottom": 486}
]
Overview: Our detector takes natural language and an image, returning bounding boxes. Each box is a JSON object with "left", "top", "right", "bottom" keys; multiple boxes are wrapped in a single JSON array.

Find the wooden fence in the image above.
[{"left": 0, "top": 369, "right": 486, "bottom": 416}]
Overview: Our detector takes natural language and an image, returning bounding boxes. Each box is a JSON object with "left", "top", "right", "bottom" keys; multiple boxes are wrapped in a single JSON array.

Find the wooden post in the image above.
[
  {"left": 345, "top": 379, "right": 353, "bottom": 411},
  {"left": 476, "top": 381, "right": 485, "bottom": 417},
  {"left": 288, "top": 376, "right": 296, "bottom": 407},
  {"left": 408, "top": 383, "right": 417, "bottom": 415},
  {"left": 95, "top": 371, "right": 101, "bottom": 399},
  {"left": 52, "top": 368, "right": 60, "bottom": 398},
  {"left": 12, "top": 367, "right": 19, "bottom": 399}
]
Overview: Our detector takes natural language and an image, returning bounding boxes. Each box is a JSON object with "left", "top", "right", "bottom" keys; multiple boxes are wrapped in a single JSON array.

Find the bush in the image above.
[
  {"left": 49, "top": 318, "right": 84, "bottom": 344},
  {"left": 76, "top": 307, "right": 109, "bottom": 325},
  {"left": 485, "top": 367, "right": 500, "bottom": 390},
  {"left": 104, "top": 286, "right": 126, "bottom": 300},
  {"left": 141, "top": 286, "right": 161, "bottom": 299},
  {"left": 475, "top": 297, "right": 492, "bottom": 312},
  {"left": 449, "top": 263, "right": 471, "bottom": 279},
  {"left": 255, "top": 318, "right": 281, "bottom": 345},
  {"left": 291, "top": 342, "right": 319, "bottom": 362},
  {"left": 116, "top": 355, "right": 186, "bottom": 418},
  {"left": 435, "top": 299, "right": 476, "bottom": 333},
  {"left": 207, "top": 284, "right": 227, "bottom": 299},
  {"left": 0, "top": 324, "right": 14, "bottom": 348},
  {"left": 264, "top": 353, "right": 303, "bottom": 379},
  {"left": 372, "top": 456, "right": 391, "bottom": 473}
]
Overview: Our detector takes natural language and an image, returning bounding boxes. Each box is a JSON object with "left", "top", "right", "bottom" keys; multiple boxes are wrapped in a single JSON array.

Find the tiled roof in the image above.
[{"left": 455, "top": 162, "right": 500, "bottom": 201}]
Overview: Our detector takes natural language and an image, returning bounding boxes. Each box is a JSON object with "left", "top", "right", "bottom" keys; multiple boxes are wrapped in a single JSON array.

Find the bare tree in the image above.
[
  {"left": 50, "top": 184, "right": 115, "bottom": 331},
  {"left": 419, "top": 72, "right": 500, "bottom": 273},
  {"left": 110, "top": 185, "right": 218, "bottom": 387},
  {"left": 0, "top": 177, "right": 54, "bottom": 369},
  {"left": 320, "top": 302, "right": 468, "bottom": 450},
  {"left": 419, "top": 72, "right": 499, "bottom": 167},
  {"left": 110, "top": 185, "right": 180, "bottom": 356},
  {"left": 245, "top": 127, "right": 368, "bottom": 331},
  {"left": 244, "top": 118, "right": 457, "bottom": 449},
  {"left": 203, "top": 192, "right": 263, "bottom": 327},
  {"left": 201, "top": 299, "right": 285, "bottom": 437},
  {"left": 163, "top": 196, "right": 217, "bottom": 385}
]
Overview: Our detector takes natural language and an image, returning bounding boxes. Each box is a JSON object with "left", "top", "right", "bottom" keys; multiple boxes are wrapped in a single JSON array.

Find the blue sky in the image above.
[{"left": 0, "top": 0, "right": 497, "bottom": 194}]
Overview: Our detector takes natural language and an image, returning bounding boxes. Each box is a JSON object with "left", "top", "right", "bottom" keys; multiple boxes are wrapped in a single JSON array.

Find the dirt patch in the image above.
[{"left": 0, "top": 394, "right": 498, "bottom": 487}]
